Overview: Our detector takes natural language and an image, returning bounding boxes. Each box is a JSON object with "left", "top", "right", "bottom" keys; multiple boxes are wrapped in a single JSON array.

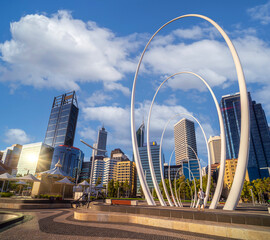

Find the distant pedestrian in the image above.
[{"left": 197, "top": 188, "right": 205, "bottom": 211}]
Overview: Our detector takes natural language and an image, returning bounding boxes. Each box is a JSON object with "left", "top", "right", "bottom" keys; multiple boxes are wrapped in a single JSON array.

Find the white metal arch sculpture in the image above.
[
  {"left": 178, "top": 181, "right": 186, "bottom": 207},
  {"left": 131, "top": 14, "right": 249, "bottom": 210},
  {"left": 159, "top": 112, "right": 211, "bottom": 206},
  {"left": 147, "top": 71, "right": 222, "bottom": 207},
  {"left": 168, "top": 149, "right": 179, "bottom": 206}
]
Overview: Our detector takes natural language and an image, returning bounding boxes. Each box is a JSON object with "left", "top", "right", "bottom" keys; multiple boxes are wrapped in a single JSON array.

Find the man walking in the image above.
[{"left": 197, "top": 188, "right": 205, "bottom": 211}]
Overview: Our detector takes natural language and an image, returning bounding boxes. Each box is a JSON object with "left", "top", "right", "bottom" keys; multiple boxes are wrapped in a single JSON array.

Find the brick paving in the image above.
[{"left": 0, "top": 208, "right": 231, "bottom": 240}]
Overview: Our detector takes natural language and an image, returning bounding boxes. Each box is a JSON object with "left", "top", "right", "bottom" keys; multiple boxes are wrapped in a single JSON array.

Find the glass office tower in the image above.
[
  {"left": 221, "top": 92, "right": 270, "bottom": 180},
  {"left": 96, "top": 126, "right": 107, "bottom": 156},
  {"left": 50, "top": 145, "right": 84, "bottom": 178},
  {"left": 44, "top": 91, "right": 79, "bottom": 147},
  {"left": 137, "top": 142, "right": 164, "bottom": 194}
]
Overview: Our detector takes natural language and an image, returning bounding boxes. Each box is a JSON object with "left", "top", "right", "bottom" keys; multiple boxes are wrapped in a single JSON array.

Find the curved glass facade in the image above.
[{"left": 51, "top": 145, "right": 84, "bottom": 178}]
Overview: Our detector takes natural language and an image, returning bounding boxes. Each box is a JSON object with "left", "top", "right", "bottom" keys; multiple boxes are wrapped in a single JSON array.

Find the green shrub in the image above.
[{"left": 0, "top": 192, "right": 13, "bottom": 197}]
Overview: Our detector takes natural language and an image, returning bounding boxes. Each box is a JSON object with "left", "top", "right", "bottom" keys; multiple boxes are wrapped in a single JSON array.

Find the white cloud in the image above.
[
  {"left": 4, "top": 128, "right": 31, "bottom": 145},
  {"left": 103, "top": 82, "right": 131, "bottom": 96},
  {"left": 247, "top": 1, "right": 270, "bottom": 25},
  {"left": 143, "top": 39, "right": 234, "bottom": 91},
  {"left": 78, "top": 127, "right": 97, "bottom": 142},
  {"left": 81, "top": 101, "right": 216, "bottom": 157},
  {"left": 140, "top": 25, "right": 270, "bottom": 115},
  {"left": 83, "top": 91, "right": 112, "bottom": 107},
  {"left": 0, "top": 10, "right": 138, "bottom": 91}
]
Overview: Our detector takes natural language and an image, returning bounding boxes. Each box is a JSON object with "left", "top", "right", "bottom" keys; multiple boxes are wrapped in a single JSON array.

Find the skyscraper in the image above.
[
  {"left": 136, "top": 122, "right": 145, "bottom": 148},
  {"left": 137, "top": 141, "right": 163, "bottom": 194},
  {"left": 221, "top": 92, "right": 270, "bottom": 180},
  {"left": 1, "top": 144, "right": 22, "bottom": 174},
  {"left": 17, "top": 142, "right": 54, "bottom": 175},
  {"left": 50, "top": 145, "right": 84, "bottom": 178},
  {"left": 96, "top": 126, "right": 107, "bottom": 156},
  {"left": 44, "top": 91, "right": 79, "bottom": 147},
  {"left": 208, "top": 136, "right": 221, "bottom": 164},
  {"left": 174, "top": 118, "right": 198, "bottom": 165}
]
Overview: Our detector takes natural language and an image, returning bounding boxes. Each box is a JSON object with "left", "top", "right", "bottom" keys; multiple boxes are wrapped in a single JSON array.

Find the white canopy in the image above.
[
  {"left": 95, "top": 183, "right": 105, "bottom": 189},
  {"left": 0, "top": 173, "right": 16, "bottom": 192},
  {"left": 55, "top": 177, "right": 74, "bottom": 199},
  {"left": 0, "top": 173, "right": 15, "bottom": 180},
  {"left": 78, "top": 180, "right": 90, "bottom": 186},
  {"left": 40, "top": 166, "right": 67, "bottom": 176},
  {"left": 55, "top": 177, "right": 74, "bottom": 185},
  {"left": 16, "top": 180, "right": 27, "bottom": 185},
  {"left": 17, "top": 174, "right": 40, "bottom": 182}
]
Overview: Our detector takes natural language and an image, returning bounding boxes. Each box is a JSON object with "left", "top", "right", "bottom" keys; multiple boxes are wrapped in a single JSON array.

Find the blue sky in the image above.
[{"left": 0, "top": 0, "right": 270, "bottom": 166}]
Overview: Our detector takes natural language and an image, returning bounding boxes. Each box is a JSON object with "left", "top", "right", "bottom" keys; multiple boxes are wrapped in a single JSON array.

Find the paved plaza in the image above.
[{"left": 0, "top": 208, "right": 232, "bottom": 240}]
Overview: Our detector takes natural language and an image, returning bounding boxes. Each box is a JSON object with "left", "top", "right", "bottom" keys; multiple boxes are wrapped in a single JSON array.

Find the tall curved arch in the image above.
[
  {"left": 131, "top": 14, "right": 249, "bottom": 209},
  {"left": 159, "top": 112, "right": 210, "bottom": 206},
  {"left": 147, "top": 71, "right": 224, "bottom": 207}
]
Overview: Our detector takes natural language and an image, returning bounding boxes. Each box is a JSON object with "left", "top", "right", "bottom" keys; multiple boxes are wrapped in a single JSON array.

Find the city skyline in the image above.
[{"left": 0, "top": 1, "right": 270, "bottom": 167}]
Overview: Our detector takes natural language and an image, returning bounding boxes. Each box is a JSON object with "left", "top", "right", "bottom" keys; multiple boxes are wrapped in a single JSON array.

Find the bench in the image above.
[{"left": 106, "top": 199, "right": 138, "bottom": 206}]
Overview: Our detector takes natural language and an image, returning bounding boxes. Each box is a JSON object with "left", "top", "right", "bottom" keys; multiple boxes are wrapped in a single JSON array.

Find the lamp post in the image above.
[{"left": 80, "top": 139, "right": 107, "bottom": 196}]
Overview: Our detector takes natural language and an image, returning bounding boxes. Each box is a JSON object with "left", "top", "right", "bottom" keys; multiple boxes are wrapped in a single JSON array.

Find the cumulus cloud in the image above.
[
  {"left": 103, "top": 82, "right": 130, "bottom": 96},
  {"left": 247, "top": 1, "right": 270, "bottom": 25},
  {"left": 81, "top": 101, "right": 215, "bottom": 162},
  {"left": 78, "top": 126, "right": 97, "bottom": 142},
  {"left": 83, "top": 91, "right": 112, "bottom": 107},
  {"left": 4, "top": 128, "right": 31, "bottom": 145},
  {"left": 0, "top": 10, "right": 138, "bottom": 91}
]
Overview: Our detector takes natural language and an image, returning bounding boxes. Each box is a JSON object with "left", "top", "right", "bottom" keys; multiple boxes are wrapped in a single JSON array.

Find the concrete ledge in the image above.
[
  {"left": 0, "top": 211, "right": 24, "bottom": 229},
  {"left": 0, "top": 202, "right": 71, "bottom": 209},
  {"left": 74, "top": 210, "right": 270, "bottom": 240},
  {"left": 90, "top": 204, "right": 270, "bottom": 227}
]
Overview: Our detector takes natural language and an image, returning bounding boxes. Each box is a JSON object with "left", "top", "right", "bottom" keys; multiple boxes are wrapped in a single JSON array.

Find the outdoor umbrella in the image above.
[
  {"left": 17, "top": 174, "right": 41, "bottom": 182},
  {"left": 0, "top": 173, "right": 15, "bottom": 193},
  {"left": 16, "top": 180, "right": 27, "bottom": 195},
  {"left": 55, "top": 177, "right": 74, "bottom": 199},
  {"left": 78, "top": 180, "right": 90, "bottom": 192}
]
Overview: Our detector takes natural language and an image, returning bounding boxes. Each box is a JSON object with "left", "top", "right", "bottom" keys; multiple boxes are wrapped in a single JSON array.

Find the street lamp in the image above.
[{"left": 80, "top": 139, "right": 107, "bottom": 196}]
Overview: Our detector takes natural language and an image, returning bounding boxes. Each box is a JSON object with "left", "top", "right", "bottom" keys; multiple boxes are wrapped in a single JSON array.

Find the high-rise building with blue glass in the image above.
[
  {"left": 137, "top": 141, "right": 164, "bottom": 194},
  {"left": 50, "top": 145, "right": 84, "bottom": 179},
  {"left": 96, "top": 126, "right": 107, "bottom": 156},
  {"left": 221, "top": 92, "right": 270, "bottom": 180},
  {"left": 44, "top": 91, "right": 79, "bottom": 147},
  {"left": 174, "top": 118, "right": 200, "bottom": 180}
]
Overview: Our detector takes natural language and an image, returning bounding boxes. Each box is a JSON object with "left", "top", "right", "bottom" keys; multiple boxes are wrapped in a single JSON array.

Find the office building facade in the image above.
[
  {"left": 208, "top": 136, "right": 221, "bottom": 164},
  {"left": 115, "top": 160, "right": 137, "bottom": 197},
  {"left": 44, "top": 91, "right": 79, "bottom": 147},
  {"left": 96, "top": 126, "right": 107, "bottom": 156},
  {"left": 174, "top": 118, "right": 198, "bottom": 165},
  {"left": 79, "top": 161, "right": 91, "bottom": 181},
  {"left": 103, "top": 157, "right": 120, "bottom": 185},
  {"left": 223, "top": 158, "right": 249, "bottom": 189},
  {"left": 136, "top": 122, "right": 145, "bottom": 148},
  {"left": 221, "top": 93, "right": 270, "bottom": 180},
  {"left": 1, "top": 144, "right": 22, "bottom": 174},
  {"left": 110, "top": 148, "right": 129, "bottom": 161},
  {"left": 164, "top": 164, "right": 182, "bottom": 180},
  {"left": 17, "top": 142, "right": 54, "bottom": 175},
  {"left": 137, "top": 142, "right": 163, "bottom": 194},
  {"left": 92, "top": 156, "right": 104, "bottom": 185},
  {"left": 50, "top": 145, "right": 84, "bottom": 179}
]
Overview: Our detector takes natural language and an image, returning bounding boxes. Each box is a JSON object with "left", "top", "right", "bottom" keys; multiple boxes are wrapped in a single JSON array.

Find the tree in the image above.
[
  {"left": 95, "top": 177, "right": 102, "bottom": 186},
  {"left": 123, "top": 179, "right": 130, "bottom": 198},
  {"left": 114, "top": 181, "right": 120, "bottom": 198},
  {"left": 107, "top": 179, "right": 115, "bottom": 198}
]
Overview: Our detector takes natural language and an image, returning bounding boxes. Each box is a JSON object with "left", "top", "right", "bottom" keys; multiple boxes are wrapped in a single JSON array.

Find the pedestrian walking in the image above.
[{"left": 197, "top": 188, "right": 205, "bottom": 211}]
